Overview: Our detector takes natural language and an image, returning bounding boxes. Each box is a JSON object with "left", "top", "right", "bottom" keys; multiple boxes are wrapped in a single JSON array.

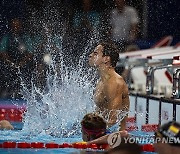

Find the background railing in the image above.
[{"left": 129, "top": 93, "right": 180, "bottom": 126}]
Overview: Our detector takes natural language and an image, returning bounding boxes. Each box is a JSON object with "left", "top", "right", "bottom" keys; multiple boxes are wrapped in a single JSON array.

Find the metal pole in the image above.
[
  {"left": 172, "top": 68, "right": 180, "bottom": 98},
  {"left": 158, "top": 99, "right": 162, "bottom": 125}
]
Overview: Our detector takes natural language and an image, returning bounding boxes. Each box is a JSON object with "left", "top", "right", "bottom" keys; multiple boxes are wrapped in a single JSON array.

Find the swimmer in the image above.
[
  {"left": 0, "top": 120, "right": 14, "bottom": 130},
  {"left": 81, "top": 113, "right": 107, "bottom": 141},
  {"left": 88, "top": 42, "right": 130, "bottom": 130},
  {"left": 153, "top": 121, "right": 180, "bottom": 154}
]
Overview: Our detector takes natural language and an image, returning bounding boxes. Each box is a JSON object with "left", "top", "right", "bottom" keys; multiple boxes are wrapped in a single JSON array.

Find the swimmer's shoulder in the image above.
[{"left": 115, "top": 74, "right": 126, "bottom": 86}]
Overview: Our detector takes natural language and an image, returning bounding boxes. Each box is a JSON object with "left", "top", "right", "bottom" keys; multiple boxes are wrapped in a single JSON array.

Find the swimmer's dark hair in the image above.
[
  {"left": 99, "top": 42, "right": 120, "bottom": 67},
  {"left": 81, "top": 113, "right": 106, "bottom": 130}
]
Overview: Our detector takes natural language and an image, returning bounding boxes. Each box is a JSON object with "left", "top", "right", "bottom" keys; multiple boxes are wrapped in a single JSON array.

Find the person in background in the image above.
[
  {"left": 0, "top": 18, "right": 34, "bottom": 98},
  {"left": 81, "top": 113, "right": 107, "bottom": 141},
  {"left": 153, "top": 121, "right": 180, "bottom": 154},
  {"left": 109, "top": 0, "right": 139, "bottom": 52},
  {"left": 71, "top": 0, "right": 101, "bottom": 64},
  {"left": 0, "top": 120, "right": 14, "bottom": 130},
  {"left": 72, "top": 0, "right": 100, "bottom": 34},
  {"left": 88, "top": 42, "right": 130, "bottom": 131}
]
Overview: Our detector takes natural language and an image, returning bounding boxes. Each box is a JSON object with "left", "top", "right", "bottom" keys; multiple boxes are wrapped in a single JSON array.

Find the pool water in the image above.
[
  {"left": 0, "top": 123, "right": 157, "bottom": 154},
  {"left": 0, "top": 102, "right": 157, "bottom": 154}
]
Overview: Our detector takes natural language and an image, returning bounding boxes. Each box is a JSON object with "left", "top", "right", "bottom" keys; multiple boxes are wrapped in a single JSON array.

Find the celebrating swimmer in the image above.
[
  {"left": 81, "top": 113, "right": 107, "bottom": 141},
  {"left": 88, "top": 42, "right": 130, "bottom": 130}
]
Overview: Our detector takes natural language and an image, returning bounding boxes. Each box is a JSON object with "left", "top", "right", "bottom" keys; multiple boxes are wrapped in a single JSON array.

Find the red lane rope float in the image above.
[
  {"left": 0, "top": 113, "right": 5, "bottom": 121},
  {"left": 62, "top": 143, "right": 73, "bottom": 148},
  {"left": 0, "top": 141, "right": 155, "bottom": 152},
  {"left": 45, "top": 143, "right": 59, "bottom": 148},
  {"left": 0, "top": 108, "right": 25, "bottom": 122},
  {"left": 3, "top": 142, "right": 16, "bottom": 148},
  {"left": 141, "top": 144, "right": 155, "bottom": 152},
  {"left": 72, "top": 142, "right": 87, "bottom": 149},
  {"left": 141, "top": 124, "right": 159, "bottom": 132},
  {"left": 126, "top": 125, "right": 138, "bottom": 131},
  {"left": 126, "top": 117, "right": 138, "bottom": 131},
  {"left": 17, "top": 142, "right": 31, "bottom": 148},
  {"left": 31, "top": 142, "right": 44, "bottom": 148}
]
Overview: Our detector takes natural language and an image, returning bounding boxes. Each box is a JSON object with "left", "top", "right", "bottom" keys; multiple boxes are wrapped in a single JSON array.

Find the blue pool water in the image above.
[{"left": 0, "top": 123, "right": 157, "bottom": 154}]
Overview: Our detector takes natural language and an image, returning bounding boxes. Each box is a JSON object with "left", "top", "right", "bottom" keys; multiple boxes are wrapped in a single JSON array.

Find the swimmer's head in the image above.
[
  {"left": 0, "top": 120, "right": 14, "bottom": 130},
  {"left": 81, "top": 113, "right": 107, "bottom": 141},
  {"left": 89, "top": 42, "right": 119, "bottom": 68}
]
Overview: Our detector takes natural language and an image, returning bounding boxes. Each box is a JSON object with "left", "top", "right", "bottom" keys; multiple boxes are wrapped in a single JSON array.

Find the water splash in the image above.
[{"left": 18, "top": 22, "right": 99, "bottom": 137}]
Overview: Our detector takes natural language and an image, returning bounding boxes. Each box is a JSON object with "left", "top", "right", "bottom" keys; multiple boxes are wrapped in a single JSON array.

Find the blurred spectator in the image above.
[
  {"left": 0, "top": 18, "right": 34, "bottom": 98},
  {"left": 73, "top": 0, "right": 100, "bottom": 33},
  {"left": 125, "top": 44, "right": 140, "bottom": 52},
  {"left": 71, "top": 0, "right": 101, "bottom": 64},
  {"left": 109, "top": 0, "right": 139, "bottom": 52}
]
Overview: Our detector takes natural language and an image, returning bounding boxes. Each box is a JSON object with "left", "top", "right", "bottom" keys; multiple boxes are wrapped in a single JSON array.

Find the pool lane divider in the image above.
[
  {"left": 126, "top": 117, "right": 158, "bottom": 132},
  {"left": 0, "top": 108, "right": 25, "bottom": 122},
  {"left": 0, "top": 141, "right": 155, "bottom": 152},
  {"left": 0, "top": 110, "right": 159, "bottom": 133}
]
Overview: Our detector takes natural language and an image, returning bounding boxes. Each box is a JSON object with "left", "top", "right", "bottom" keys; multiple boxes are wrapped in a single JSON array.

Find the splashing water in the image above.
[
  {"left": 15, "top": 23, "right": 99, "bottom": 138},
  {"left": 9, "top": 7, "right": 129, "bottom": 137}
]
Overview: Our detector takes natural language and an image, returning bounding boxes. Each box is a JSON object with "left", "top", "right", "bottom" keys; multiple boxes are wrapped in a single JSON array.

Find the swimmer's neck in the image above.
[{"left": 98, "top": 66, "right": 115, "bottom": 82}]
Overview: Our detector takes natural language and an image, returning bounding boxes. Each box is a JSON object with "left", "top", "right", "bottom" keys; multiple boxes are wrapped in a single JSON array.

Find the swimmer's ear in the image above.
[{"left": 103, "top": 56, "right": 110, "bottom": 63}]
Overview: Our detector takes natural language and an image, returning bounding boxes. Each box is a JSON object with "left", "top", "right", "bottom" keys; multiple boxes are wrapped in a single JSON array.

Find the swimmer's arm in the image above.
[
  {"left": 88, "top": 134, "right": 109, "bottom": 145},
  {"left": 87, "top": 130, "right": 129, "bottom": 145}
]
